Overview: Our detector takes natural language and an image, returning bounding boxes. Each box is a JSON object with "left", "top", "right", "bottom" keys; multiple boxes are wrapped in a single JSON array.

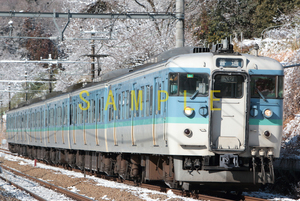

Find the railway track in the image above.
[
  {"left": 0, "top": 165, "right": 94, "bottom": 201},
  {"left": 0, "top": 148, "right": 268, "bottom": 201}
]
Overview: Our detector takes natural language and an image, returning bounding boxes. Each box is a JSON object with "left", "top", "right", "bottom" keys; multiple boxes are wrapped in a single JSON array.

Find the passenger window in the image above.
[
  {"left": 93, "top": 100, "right": 95, "bottom": 122},
  {"left": 126, "top": 91, "right": 130, "bottom": 119},
  {"left": 122, "top": 92, "right": 125, "bottom": 120},
  {"left": 70, "top": 105, "right": 73, "bottom": 125},
  {"left": 118, "top": 94, "right": 121, "bottom": 120},
  {"left": 98, "top": 99, "right": 101, "bottom": 122},
  {"left": 64, "top": 106, "right": 67, "bottom": 125},
  {"left": 141, "top": 87, "right": 144, "bottom": 117},
  {"left": 146, "top": 86, "right": 150, "bottom": 117},
  {"left": 158, "top": 83, "right": 161, "bottom": 115},
  {"left": 101, "top": 97, "right": 104, "bottom": 122},
  {"left": 150, "top": 86, "right": 153, "bottom": 115},
  {"left": 129, "top": 91, "right": 131, "bottom": 118},
  {"left": 136, "top": 89, "right": 139, "bottom": 117},
  {"left": 74, "top": 104, "right": 77, "bottom": 124}
]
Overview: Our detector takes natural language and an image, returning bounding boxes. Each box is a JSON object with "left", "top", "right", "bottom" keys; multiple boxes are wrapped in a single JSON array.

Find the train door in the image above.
[
  {"left": 210, "top": 72, "right": 248, "bottom": 152},
  {"left": 153, "top": 77, "right": 165, "bottom": 146}
]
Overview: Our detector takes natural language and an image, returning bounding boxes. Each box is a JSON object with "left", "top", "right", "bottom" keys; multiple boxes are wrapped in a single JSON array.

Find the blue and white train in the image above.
[{"left": 6, "top": 42, "right": 283, "bottom": 191}]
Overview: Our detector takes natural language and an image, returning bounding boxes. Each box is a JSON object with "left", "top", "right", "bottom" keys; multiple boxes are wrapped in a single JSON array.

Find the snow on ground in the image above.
[
  {"left": 1, "top": 152, "right": 200, "bottom": 201},
  {"left": 0, "top": 168, "right": 76, "bottom": 201},
  {"left": 0, "top": 176, "right": 37, "bottom": 201},
  {"left": 1, "top": 152, "right": 299, "bottom": 201},
  {"left": 243, "top": 191, "right": 300, "bottom": 201}
]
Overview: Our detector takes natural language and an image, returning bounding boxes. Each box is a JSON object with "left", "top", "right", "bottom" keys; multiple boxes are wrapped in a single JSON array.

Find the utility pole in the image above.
[
  {"left": 91, "top": 32, "right": 95, "bottom": 81},
  {"left": 176, "top": 0, "right": 185, "bottom": 48},
  {"left": 0, "top": 100, "right": 2, "bottom": 136},
  {"left": 49, "top": 64, "right": 53, "bottom": 93},
  {"left": 25, "top": 71, "right": 28, "bottom": 101}
]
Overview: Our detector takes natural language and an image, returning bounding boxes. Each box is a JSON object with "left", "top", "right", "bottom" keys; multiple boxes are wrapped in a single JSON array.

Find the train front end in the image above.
[{"left": 166, "top": 45, "right": 283, "bottom": 190}]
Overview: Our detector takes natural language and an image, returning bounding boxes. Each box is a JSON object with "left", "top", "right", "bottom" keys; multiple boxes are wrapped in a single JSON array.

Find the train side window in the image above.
[
  {"left": 98, "top": 99, "right": 101, "bottom": 122},
  {"left": 150, "top": 86, "right": 153, "bottom": 115},
  {"left": 101, "top": 97, "right": 104, "bottom": 122},
  {"left": 74, "top": 104, "right": 77, "bottom": 124},
  {"left": 85, "top": 106, "right": 88, "bottom": 123},
  {"left": 41, "top": 110, "right": 44, "bottom": 127},
  {"left": 112, "top": 102, "right": 114, "bottom": 121},
  {"left": 88, "top": 100, "right": 92, "bottom": 123},
  {"left": 108, "top": 105, "right": 112, "bottom": 121},
  {"left": 122, "top": 91, "right": 125, "bottom": 120},
  {"left": 146, "top": 86, "right": 150, "bottom": 116},
  {"left": 141, "top": 86, "right": 144, "bottom": 117},
  {"left": 50, "top": 109, "right": 54, "bottom": 126},
  {"left": 92, "top": 100, "right": 95, "bottom": 123},
  {"left": 64, "top": 105, "right": 67, "bottom": 125},
  {"left": 158, "top": 83, "right": 161, "bottom": 115},
  {"left": 70, "top": 105, "right": 73, "bottom": 125},
  {"left": 32, "top": 113, "right": 34, "bottom": 128},
  {"left": 136, "top": 89, "right": 139, "bottom": 117},
  {"left": 169, "top": 73, "right": 179, "bottom": 95},
  {"left": 45, "top": 110, "right": 48, "bottom": 127},
  {"left": 118, "top": 94, "right": 121, "bottom": 120},
  {"left": 37, "top": 112, "right": 40, "bottom": 127},
  {"left": 126, "top": 91, "right": 130, "bottom": 119}
]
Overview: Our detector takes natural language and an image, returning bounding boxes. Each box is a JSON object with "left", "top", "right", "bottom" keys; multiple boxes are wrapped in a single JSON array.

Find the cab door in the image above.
[{"left": 210, "top": 72, "right": 249, "bottom": 152}]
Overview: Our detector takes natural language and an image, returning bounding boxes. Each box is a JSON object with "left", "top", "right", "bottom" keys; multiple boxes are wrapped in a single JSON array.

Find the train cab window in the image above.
[
  {"left": 214, "top": 75, "right": 244, "bottom": 98},
  {"left": 251, "top": 76, "right": 283, "bottom": 99},
  {"left": 169, "top": 73, "right": 209, "bottom": 96}
]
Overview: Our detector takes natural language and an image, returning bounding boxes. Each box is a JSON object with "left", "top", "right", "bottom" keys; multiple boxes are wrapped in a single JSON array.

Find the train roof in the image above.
[{"left": 8, "top": 43, "right": 282, "bottom": 112}]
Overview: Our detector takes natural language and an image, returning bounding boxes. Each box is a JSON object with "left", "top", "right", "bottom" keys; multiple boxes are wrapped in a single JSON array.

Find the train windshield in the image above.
[
  {"left": 250, "top": 76, "right": 284, "bottom": 99},
  {"left": 169, "top": 73, "right": 209, "bottom": 96},
  {"left": 213, "top": 74, "right": 244, "bottom": 98}
]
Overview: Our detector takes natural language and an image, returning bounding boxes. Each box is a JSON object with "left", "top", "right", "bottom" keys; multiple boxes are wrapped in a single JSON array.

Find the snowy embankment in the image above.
[{"left": 0, "top": 152, "right": 200, "bottom": 201}]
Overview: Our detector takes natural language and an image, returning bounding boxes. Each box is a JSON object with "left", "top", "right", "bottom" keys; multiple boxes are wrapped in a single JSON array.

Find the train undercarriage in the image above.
[{"left": 8, "top": 143, "right": 273, "bottom": 191}]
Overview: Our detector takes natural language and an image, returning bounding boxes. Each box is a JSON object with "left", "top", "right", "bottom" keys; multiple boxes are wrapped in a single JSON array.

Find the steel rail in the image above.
[
  {"left": 0, "top": 148, "right": 268, "bottom": 201},
  {"left": 0, "top": 173, "right": 47, "bottom": 201},
  {"left": 1, "top": 165, "right": 94, "bottom": 201}
]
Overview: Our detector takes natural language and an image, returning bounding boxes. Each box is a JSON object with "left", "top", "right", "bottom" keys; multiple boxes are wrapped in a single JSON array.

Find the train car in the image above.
[{"left": 6, "top": 42, "right": 283, "bottom": 191}]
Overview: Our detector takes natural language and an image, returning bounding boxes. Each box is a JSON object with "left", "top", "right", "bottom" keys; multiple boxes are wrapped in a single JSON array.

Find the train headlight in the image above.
[
  {"left": 263, "top": 108, "right": 273, "bottom": 118},
  {"left": 184, "top": 129, "right": 193, "bottom": 137},
  {"left": 263, "top": 130, "right": 272, "bottom": 139},
  {"left": 184, "top": 107, "right": 194, "bottom": 117}
]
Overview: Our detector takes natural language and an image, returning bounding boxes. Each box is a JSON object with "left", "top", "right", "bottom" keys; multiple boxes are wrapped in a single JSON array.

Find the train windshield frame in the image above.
[
  {"left": 169, "top": 73, "right": 209, "bottom": 97},
  {"left": 250, "top": 75, "right": 284, "bottom": 99}
]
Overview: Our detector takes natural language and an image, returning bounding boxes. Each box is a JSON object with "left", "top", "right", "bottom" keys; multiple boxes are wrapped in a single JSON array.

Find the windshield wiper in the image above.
[
  {"left": 256, "top": 88, "right": 267, "bottom": 102},
  {"left": 190, "top": 90, "right": 199, "bottom": 100}
]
